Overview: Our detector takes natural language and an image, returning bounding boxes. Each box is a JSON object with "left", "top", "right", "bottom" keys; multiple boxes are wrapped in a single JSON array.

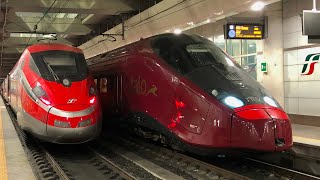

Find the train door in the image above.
[
  {"left": 115, "top": 75, "right": 123, "bottom": 114},
  {"left": 7, "top": 75, "right": 11, "bottom": 103},
  {"left": 99, "top": 77, "right": 111, "bottom": 114},
  {"left": 98, "top": 75, "right": 121, "bottom": 116}
]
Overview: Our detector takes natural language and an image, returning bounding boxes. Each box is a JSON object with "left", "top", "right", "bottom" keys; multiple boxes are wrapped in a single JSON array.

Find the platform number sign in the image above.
[{"left": 261, "top": 62, "right": 267, "bottom": 72}]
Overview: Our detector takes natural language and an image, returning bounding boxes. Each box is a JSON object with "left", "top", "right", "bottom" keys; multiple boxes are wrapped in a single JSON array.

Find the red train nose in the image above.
[
  {"left": 231, "top": 108, "right": 293, "bottom": 151},
  {"left": 47, "top": 104, "right": 98, "bottom": 128},
  {"left": 45, "top": 104, "right": 101, "bottom": 143}
]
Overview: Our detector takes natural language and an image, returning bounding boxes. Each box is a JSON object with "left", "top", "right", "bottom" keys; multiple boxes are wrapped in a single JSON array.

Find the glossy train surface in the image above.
[
  {"left": 88, "top": 33, "right": 292, "bottom": 152},
  {"left": 1, "top": 43, "right": 101, "bottom": 143}
]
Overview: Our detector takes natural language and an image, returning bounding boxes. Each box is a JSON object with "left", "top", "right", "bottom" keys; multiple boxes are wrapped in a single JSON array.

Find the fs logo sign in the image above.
[{"left": 301, "top": 53, "right": 320, "bottom": 75}]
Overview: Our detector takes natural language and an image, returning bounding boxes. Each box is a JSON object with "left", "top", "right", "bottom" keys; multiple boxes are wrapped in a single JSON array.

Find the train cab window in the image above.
[
  {"left": 152, "top": 37, "right": 184, "bottom": 74},
  {"left": 152, "top": 36, "right": 200, "bottom": 75},
  {"left": 100, "top": 78, "right": 108, "bottom": 93},
  {"left": 31, "top": 50, "right": 88, "bottom": 82}
]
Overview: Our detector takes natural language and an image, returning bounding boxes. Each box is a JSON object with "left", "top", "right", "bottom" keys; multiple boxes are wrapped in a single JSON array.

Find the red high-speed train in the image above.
[
  {"left": 88, "top": 33, "right": 292, "bottom": 152},
  {"left": 1, "top": 43, "right": 102, "bottom": 143}
]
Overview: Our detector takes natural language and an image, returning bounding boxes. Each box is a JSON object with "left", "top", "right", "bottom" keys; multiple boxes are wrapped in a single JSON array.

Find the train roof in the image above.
[
  {"left": 86, "top": 33, "right": 202, "bottom": 65},
  {"left": 26, "top": 43, "right": 83, "bottom": 54}
]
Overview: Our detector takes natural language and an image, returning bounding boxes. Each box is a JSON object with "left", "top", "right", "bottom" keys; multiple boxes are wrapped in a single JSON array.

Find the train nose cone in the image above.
[{"left": 231, "top": 108, "right": 292, "bottom": 151}]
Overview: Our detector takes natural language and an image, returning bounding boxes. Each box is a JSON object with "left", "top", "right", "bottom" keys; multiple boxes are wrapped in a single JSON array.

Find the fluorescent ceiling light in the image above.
[
  {"left": 15, "top": 12, "right": 80, "bottom": 19},
  {"left": 42, "top": 33, "right": 57, "bottom": 38},
  {"left": 187, "top": 22, "right": 194, "bottom": 26},
  {"left": 251, "top": 1, "right": 265, "bottom": 11},
  {"left": 174, "top": 28, "right": 182, "bottom": 34},
  {"left": 10, "top": 33, "right": 57, "bottom": 38},
  {"left": 10, "top": 33, "right": 42, "bottom": 38}
]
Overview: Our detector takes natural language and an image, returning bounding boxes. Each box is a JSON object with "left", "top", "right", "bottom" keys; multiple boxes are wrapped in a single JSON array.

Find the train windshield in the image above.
[
  {"left": 31, "top": 50, "right": 88, "bottom": 82},
  {"left": 152, "top": 34, "right": 280, "bottom": 108}
]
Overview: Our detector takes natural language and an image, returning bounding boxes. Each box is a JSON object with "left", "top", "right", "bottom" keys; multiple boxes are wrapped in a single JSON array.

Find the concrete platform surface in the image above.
[
  {"left": 293, "top": 124, "right": 320, "bottom": 147},
  {"left": 0, "top": 98, "right": 35, "bottom": 180}
]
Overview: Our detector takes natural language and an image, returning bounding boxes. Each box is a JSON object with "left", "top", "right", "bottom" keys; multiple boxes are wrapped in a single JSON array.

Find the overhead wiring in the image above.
[
  {"left": 83, "top": 0, "right": 206, "bottom": 51},
  {"left": 34, "top": 0, "right": 58, "bottom": 32},
  {"left": 25, "top": 0, "right": 58, "bottom": 49},
  {"left": 44, "top": 0, "right": 70, "bottom": 33}
]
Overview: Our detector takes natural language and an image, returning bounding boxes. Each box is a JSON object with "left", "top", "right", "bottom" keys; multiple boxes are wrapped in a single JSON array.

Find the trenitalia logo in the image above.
[{"left": 301, "top": 53, "right": 320, "bottom": 75}]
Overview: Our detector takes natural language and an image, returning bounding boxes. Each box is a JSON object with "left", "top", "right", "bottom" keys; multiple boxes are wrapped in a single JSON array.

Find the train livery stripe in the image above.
[
  {"left": 0, "top": 107, "right": 8, "bottom": 180},
  {"left": 20, "top": 72, "right": 95, "bottom": 118}
]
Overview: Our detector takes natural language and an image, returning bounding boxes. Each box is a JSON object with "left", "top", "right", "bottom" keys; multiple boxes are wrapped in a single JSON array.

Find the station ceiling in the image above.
[{"left": 0, "top": 0, "right": 162, "bottom": 80}]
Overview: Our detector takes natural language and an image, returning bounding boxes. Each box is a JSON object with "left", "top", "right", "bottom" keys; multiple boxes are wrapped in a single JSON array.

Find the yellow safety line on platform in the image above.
[
  {"left": 293, "top": 136, "right": 320, "bottom": 146},
  {"left": 0, "top": 109, "right": 8, "bottom": 180}
]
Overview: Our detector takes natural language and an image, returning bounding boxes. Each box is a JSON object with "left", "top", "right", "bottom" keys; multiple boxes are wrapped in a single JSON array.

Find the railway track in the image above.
[
  {"left": 98, "top": 136, "right": 251, "bottom": 180},
  {"left": 245, "top": 158, "right": 320, "bottom": 180},
  {"left": 4, "top": 95, "right": 320, "bottom": 180},
  {"left": 250, "top": 145, "right": 320, "bottom": 178},
  {"left": 3, "top": 99, "right": 141, "bottom": 180},
  {"left": 103, "top": 133, "right": 320, "bottom": 180},
  {"left": 42, "top": 143, "right": 136, "bottom": 180}
]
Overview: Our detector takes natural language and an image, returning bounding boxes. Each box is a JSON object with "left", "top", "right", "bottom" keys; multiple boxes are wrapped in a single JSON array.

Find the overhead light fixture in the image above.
[
  {"left": 42, "top": 33, "right": 57, "bottom": 39},
  {"left": 206, "top": 19, "right": 211, "bottom": 23},
  {"left": 251, "top": 1, "right": 265, "bottom": 11},
  {"left": 187, "top": 22, "right": 194, "bottom": 26},
  {"left": 174, "top": 28, "right": 182, "bottom": 34}
]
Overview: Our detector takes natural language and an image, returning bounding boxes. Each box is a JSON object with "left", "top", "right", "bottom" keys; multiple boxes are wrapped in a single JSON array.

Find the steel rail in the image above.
[{"left": 89, "top": 147, "right": 136, "bottom": 180}]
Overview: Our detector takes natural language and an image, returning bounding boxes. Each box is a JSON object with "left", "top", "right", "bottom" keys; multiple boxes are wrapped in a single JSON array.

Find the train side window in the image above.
[
  {"left": 100, "top": 78, "right": 107, "bottom": 93},
  {"left": 107, "top": 77, "right": 114, "bottom": 91}
]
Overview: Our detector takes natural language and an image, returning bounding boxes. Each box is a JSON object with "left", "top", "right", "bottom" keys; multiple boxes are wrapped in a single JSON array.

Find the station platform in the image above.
[
  {"left": 292, "top": 124, "right": 320, "bottom": 147},
  {"left": 0, "top": 98, "right": 35, "bottom": 180}
]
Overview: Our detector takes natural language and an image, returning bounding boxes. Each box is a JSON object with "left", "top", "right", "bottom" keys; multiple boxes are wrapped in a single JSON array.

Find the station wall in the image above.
[{"left": 283, "top": 0, "right": 320, "bottom": 120}]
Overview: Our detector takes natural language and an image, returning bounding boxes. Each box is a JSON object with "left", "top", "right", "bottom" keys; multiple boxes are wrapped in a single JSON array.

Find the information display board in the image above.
[
  {"left": 225, "top": 24, "right": 264, "bottom": 39},
  {"left": 303, "top": 10, "right": 320, "bottom": 36}
]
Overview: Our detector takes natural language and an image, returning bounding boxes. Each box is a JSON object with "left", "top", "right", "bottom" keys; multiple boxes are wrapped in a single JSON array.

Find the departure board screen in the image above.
[{"left": 225, "top": 24, "right": 264, "bottom": 39}]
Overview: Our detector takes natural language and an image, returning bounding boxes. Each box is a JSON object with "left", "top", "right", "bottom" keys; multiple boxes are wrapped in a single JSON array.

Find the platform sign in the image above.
[
  {"left": 261, "top": 62, "right": 267, "bottom": 72},
  {"left": 225, "top": 24, "right": 264, "bottom": 39}
]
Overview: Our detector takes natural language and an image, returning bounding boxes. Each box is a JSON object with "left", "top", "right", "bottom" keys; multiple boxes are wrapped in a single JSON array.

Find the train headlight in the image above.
[
  {"left": 89, "top": 86, "right": 96, "bottom": 104},
  {"left": 89, "top": 86, "right": 96, "bottom": 95},
  {"left": 223, "top": 96, "right": 244, "bottom": 108},
  {"left": 263, "top": 96, "right": 278, "bottom": 107},
  {"left": 62, "top": 78, "right": 71, "bottom": 87},
  {"left": 54, "top": 120, "right": 70, "bottom": 128},
  {"left": 32, "top": 85, "right": 51, "bottom": 105},
  {"left": 78, "top": 118, "right": 92, "bottom": 127}
]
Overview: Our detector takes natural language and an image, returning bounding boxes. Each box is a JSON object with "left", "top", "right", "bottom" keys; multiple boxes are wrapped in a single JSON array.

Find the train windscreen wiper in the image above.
[{"left": 43, "top": 58, "right": 60, "bottom": 83}]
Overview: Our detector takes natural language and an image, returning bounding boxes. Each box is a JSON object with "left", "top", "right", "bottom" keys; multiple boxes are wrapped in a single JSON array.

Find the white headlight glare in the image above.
[
  {"left": 263, "top": 96, "right": 278, "bottom": 107},
  {"left": 224, "top": 96, "right": 244, "bottom": 108}
]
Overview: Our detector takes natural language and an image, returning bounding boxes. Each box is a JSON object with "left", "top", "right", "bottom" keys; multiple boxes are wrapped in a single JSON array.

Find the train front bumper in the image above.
[
  {"left": 231, "top": 108, "right": 293, "bottom": 151},
  {"left": 46, "top": 122, "right": 101, "bottom": 144},
  {"left": 45, "top": 104, "right": 102, "bottom": 144}
]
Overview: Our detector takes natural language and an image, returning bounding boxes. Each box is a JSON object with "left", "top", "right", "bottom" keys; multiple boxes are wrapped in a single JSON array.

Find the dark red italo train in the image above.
[
  {"left": 1, "top": 43, "right": 102, "bottom": 143},
  {"left": 88, "top": 33, "right": 292, "bottom": 152}
]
